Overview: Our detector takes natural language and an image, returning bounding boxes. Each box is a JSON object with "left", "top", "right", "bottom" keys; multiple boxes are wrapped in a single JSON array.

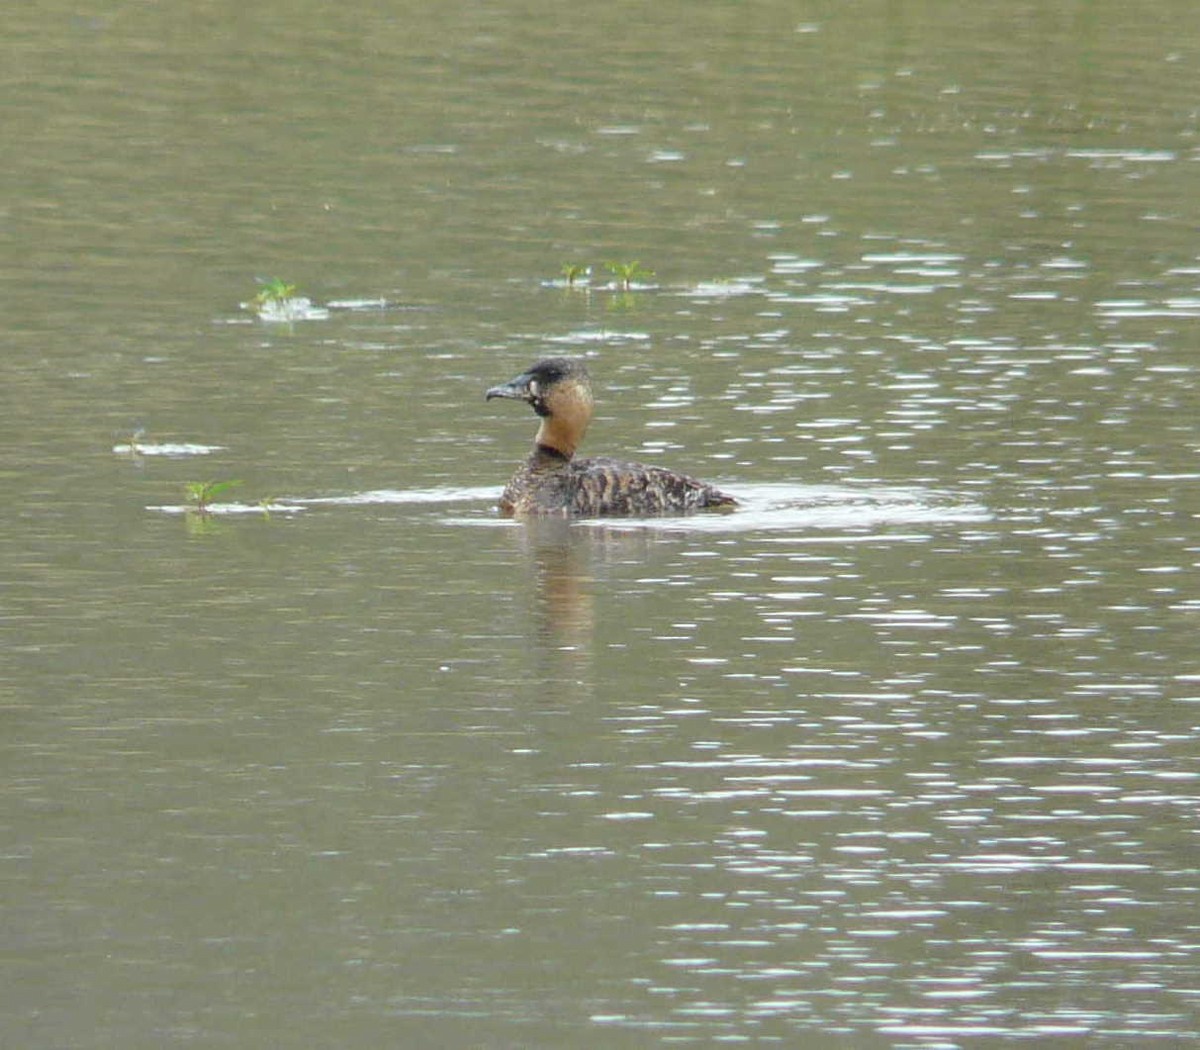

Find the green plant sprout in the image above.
[
  {"left": 184, "top": 479, "right": 242, "bottom": 517},
  {"left": 560, "top": 263, "right": 591, "bottom": 287},
  {"left": 605, "top": 260, "right": 654, "bottom": 290},
  {"left": 252, "top": 277, "right": 297, "bottom": 309}
]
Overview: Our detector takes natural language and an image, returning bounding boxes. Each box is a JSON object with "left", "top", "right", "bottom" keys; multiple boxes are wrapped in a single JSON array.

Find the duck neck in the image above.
[
  {"left": 534, "top": 442, "right": 572, "bottom": 463},
  {"left": 534, "top": 415, "right": 585, "bottom": 460}
]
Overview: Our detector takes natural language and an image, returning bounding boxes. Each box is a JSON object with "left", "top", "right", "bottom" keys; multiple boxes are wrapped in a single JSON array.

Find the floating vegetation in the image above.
[
  {"left": 543, "top": 260, "right": 657, "bottom": 292},
  {"left": 560, "top": 263, "right": 591, "bottom": 287},
  {"left": 604, "top": 260, "right": 655, "bottom": 291},
  {"left": 539, "top": 263, "right": 592, "bottom": 291},
  {"left": 184, "top": 479, "right": 242, "bottom": 517},
  {"left": 252, "top": 276, "right": 296, "bottom": 308},
  {"left": 246, "top": 276, "right": 330, "bottom": 322}
]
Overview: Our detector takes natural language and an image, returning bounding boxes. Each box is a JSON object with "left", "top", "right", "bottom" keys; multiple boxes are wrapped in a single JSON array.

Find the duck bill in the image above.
[{"left": 485, "top": 374, "right": 533, "bottom": 402}]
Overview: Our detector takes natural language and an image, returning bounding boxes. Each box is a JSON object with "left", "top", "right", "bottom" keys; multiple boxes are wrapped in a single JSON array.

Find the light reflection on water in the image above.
[
  {"left": 464, "top": 460, "right": 1197, "bottom": 1040},
  {"left": 98, "top": 459, "right": 1200, "bottom": 1045},
  {"left": 502, "top": 556, "right": 1197, "bottom": 1039},
  {"left": 149, "top": 482, "right": 991, "bottom": 538},
  {"left": 569, "top": 725, "right": 1199, "bottom": 1041}
]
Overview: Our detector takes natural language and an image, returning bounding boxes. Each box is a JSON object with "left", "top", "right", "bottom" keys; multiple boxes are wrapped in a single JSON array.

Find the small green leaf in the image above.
[
  {"left": 604, "top": 260, "right": 654, "bottom": 289},
  {"left": 184, "top": 479, "right": 243, "bottom": 514},
  {"left": 560, "top": 263, "right": 590, "bottom": 286},
  {"left": 252, "top": 277, "right": 298, "bottom": 307}
]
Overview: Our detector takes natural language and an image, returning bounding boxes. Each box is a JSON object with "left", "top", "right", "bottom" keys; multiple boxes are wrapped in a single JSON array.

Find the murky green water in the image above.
[{"left": 5, "top": 2, "right": 1199, "bottom": 1046}]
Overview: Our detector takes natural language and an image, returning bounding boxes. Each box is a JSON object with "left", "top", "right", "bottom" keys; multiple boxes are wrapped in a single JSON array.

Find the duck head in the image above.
[{"left": 486, "top": 357, "right": 594, "bottom": 458}]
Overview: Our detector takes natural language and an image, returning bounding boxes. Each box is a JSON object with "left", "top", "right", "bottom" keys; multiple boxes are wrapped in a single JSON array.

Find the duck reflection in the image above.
[
  {"left": 514, "top": 518, "right": 595, "bottom": 658},
  {"left": 511, "top": 518, "right": 666, "bottom": 671}
]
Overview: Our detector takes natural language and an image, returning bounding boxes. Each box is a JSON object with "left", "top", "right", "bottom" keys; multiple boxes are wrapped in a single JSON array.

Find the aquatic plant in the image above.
[
  {"left": 251, "top": 277, "right": 297, "bottom": 309},
  {"left": 184, "top": 479, "right": 242, "bottom": 517},
  {"left": 604, "top": 260, "right": 655, "bottom": 290},
  {"left": 247, "top": 277, "right": 331, "bottom": 322},
  {"left": 560, "top": 263, "right": 591, "bottom": 287}
]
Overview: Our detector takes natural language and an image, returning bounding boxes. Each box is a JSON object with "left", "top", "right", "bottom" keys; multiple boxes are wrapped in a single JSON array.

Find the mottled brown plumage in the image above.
[{"left": 485, "top": 357, "right": 736, "bottom": 517}]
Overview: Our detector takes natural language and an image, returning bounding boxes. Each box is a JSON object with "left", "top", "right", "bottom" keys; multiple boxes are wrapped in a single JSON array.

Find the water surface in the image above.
[{"left": 5, "top": 2, "right": 1199, "bottom": 1046}]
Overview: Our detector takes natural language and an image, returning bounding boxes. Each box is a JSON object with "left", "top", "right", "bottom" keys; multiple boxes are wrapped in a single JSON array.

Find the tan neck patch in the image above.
[{"left": 534, "top": 378, "right": 593, "bottom": 458}]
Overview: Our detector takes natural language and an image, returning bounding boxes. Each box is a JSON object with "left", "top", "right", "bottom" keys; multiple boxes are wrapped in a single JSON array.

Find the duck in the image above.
[{"left": 485, "top": 357, "right": 736, "bottom": 517}]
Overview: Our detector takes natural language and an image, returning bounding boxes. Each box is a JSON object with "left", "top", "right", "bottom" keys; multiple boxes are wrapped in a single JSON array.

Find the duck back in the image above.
[{"left": 500, "top": 448, "right": 736, "bottom": 517}]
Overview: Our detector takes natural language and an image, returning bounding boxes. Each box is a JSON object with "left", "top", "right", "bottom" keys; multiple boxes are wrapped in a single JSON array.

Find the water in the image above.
[{"left": 5, "top": 2, "right": 1199, "bottom": 1046}]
